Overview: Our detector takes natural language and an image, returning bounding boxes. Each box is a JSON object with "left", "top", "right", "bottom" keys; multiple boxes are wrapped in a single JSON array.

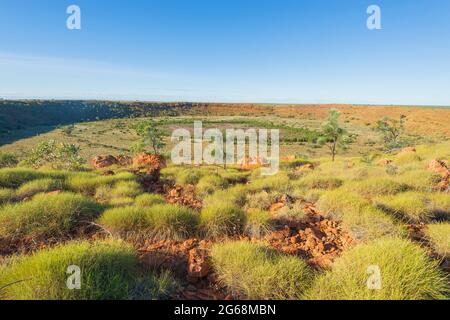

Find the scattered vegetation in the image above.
[
  {"left": 306, "top": 238, "right": 449, "bottom": 300},
  {"left": 211, "top": 241, "right": 314, "bottom": 299}
]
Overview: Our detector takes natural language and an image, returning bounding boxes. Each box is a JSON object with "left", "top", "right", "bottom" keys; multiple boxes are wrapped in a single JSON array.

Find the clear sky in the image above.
[{"left": 1, "top": 0, "right": 449, "bottom": 105}]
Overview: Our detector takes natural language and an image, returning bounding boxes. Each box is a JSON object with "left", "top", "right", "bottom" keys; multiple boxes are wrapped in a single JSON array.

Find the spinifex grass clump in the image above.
[
  {"left": 424, "top": 223, "right": 450, "bottom": 257},
  {"left": 344, "top": 178, "right": 409, "bottom": 198},
  {"left": 147, "top": 204, "right": 198, "bottom": 240},
  {"left": 306, "top": 238, "right": 449, "bottom": 300},
  {"left": 0, "top": 192, "right": 103, "bottom": 240},
  {"left": 317, "top": 190, "right": 403, "bottom": 241},
  {"left": 110, "top": 180, "right": 143, "bottom": 198},
  {"left": 196, "top": 174, "right": 227, "bottom": 197},
  {"left": 0, "top": 168, "right": 49, "bottom": 189},
  {"left": 211, "top": 241, "right": 314, "bottom": 299},
  {"left": 134, "top": 193, "right": 166, "bottom": 207},
  {"left": 16, "top": 178, "right": 65, "bottom": 199},
  {"left": 375, "top": 192, "right": 450, "bottom": 223},
  {"left": 99, "top": 204, "right": 198, "bottom": 240},
  {"left": 244, "top": 209, "right": 273, "bottom": 237},
  {"left": 200, "top": 203, "right": 245, "bottom": 238},
  {"left": 0, "top": 188, "right": 15, "bottom": 206},
  {"left": 67, "top": 172, "right": 136, "bottom": 195},
  {"left": 0, "top": 240, "right": 138, "bottom": 300}
]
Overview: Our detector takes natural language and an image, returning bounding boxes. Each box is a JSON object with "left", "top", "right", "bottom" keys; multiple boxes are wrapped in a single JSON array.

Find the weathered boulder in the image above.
[{"left": 90, "top": 155, "right": 118, "bottom": 169}]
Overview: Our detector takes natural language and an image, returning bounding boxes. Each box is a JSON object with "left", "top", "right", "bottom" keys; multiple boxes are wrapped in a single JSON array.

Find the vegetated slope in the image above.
[
  {"left": 0, "top": 100, "right": 194, "bottom": 135},
  {"left": 2, "top": 100, "right": 450, "bottom": 138}
]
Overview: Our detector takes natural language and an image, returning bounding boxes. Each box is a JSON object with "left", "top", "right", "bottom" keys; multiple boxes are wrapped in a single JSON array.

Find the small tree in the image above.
[
  {"left": 318, "top": 109, "right": 348, "bottom": 162},
  {"left": 131, "top": 120, "right": 166, "bottom": 154},
  {"left": 376, "top": 115, "right": 406, "bottom": 151},
  {"left": 23, "top": 140, "right": 85, "bottom": 170}
]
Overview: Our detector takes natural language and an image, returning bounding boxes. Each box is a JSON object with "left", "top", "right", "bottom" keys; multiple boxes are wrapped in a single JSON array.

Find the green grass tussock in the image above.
[
  {"left": 16, "top": 178, "right": 65, "bottom": 199},
  {"left": 0, "top": 192, "right": 103, "bottom": 240},
  {"left": 0, "top": 188, "right": 15, "bottom": 206},
  {"left": 306, "top": 238, "right": 449, "bottom": 300},
  {"left": 110, "top": 180, "right": 143, "bottom": 198},
  {"left": 211, "top": 241, "right": 314, "bottom": 299},
  {"left": 196, "top": 174, "right": 227, "bottom": 196},
  {"left": 245, "top": 209, "right": 273, "bottom": 238},
  {"left": 99, "top": 204, "right": 198, "bottom": 240},
  {"left": 344, "top": 178, "right": 409, "bottom": 198},
  {"left": 424, "top": 223, "right": 450, "bottom": 257},
  {"left": 134, "top": 193, "right": 166, "bottom": 207},
  {"left": 374, "top": 192, "right": 448, "bottom": 223},
  {"left": 0, "top": 240, "right": 138, "bottom": 300},
  {"left": 200, "top": 203, "right": 245, "bottom": 238}
]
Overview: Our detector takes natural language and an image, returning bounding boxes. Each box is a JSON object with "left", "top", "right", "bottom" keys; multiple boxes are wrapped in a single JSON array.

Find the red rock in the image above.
[
  {"left": 91, "top": 155, "right": 119, "bottom": 169},
  {"left": 187, "top": 248, "right": 211, "bottom": 279}
]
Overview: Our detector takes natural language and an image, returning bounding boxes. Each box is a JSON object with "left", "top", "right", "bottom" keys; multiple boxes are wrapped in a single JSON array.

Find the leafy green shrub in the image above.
[
  {"left": 0, "top": 188, "right": 15, "bottom": 206},
  {"left": 16, "top": 178, "right": 65, "bottom": 199},
  {"left": 211, "top": 241, "right": 314, "bottom": 299},
  {"left": 0, "top": 240, "right": 138, "bottom": 300},
  {"left": 0, "top": 192, "right": 103, "bottom": 240},
  {"left": 424, "top": 223, "right": 450, "bottom": 257},
  {"left": 22, "top": 140, "right": 85, "bottom": 170},
  {"left": 135, "top": 194, "right": 166, "bottom": 207},
  {"left": 200, "top": 203, "right": 245, "bottom": 238},
  {"left": 0, "top": 152, "right": 18, "bottom": 168},
  {"left": 305, "top": 238, "right": 448, "bottom": 300},
  {"left": 245, "top": 209, "right": 273, "bottom": 237}
]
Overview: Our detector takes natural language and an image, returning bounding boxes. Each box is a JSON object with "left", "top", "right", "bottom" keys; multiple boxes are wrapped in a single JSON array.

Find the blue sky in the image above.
[{"left": 1, "top": 0, "right": 449, "bottom": 105}]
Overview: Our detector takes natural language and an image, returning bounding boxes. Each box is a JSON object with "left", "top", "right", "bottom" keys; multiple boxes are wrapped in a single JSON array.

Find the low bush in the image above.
[
  {"left": 0, "top": 240, "right": 138, "bottom": 300},
  {"left": 305, "top": 238, "right": 449, "bottom": 300},
  {"left": 0, "top": 192, "right": 103, "bottom": 240},
  {"left": 295, "top": 174, "right": 343, "bottom": 190},
  {"left": 211, "top": 241, "right": 314, "bottom": 299},
  {"left": 200, "top": 203, "right": 245, "bottom": 238},
  {"left": 245, "top": 191, "right": 278, "bottom": 211}
]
